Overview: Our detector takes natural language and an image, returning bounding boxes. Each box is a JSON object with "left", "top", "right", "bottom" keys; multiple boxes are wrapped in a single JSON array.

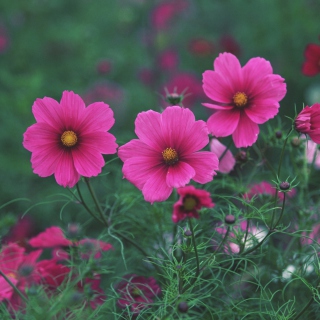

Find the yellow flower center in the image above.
[
  {"left": 162, "top": 147, "right": 179, "bottom": 165},
  {"left": 183, "top": 196, "right": 197, "bottom": 211},
  {"left": 233, "top": 92, "right": 248, "bottom": 108},
  {"left": 6, "top": 272, "right": 17, "bottom": 280},
  {"left": 61, "top": 130, "right": 78, "bottom": 147}
]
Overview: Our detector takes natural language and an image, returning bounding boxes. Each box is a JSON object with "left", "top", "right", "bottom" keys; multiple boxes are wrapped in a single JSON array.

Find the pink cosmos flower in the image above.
[
  {"left": 202, "top": 53, "right": 287, "bottom": 148},
  {"left": 172, "top": 185, "right": 214, "bottom": 223},
  {"left": 209, "top": 138, "right": 236, "bottom": 173},
  {"left": 23, "top": 91, "right": 118, "bottom": 188},
  {"left": 117, "top": 274, "right": 161, "bottom": 314},
  {"left": 305, "top": 139, "right": 320, "bottom": 169},
  {"left": 301, "top": 224, "right": 320, "bottom": 247},
  {"left": 118, "top": 106, "right": 219, "bottom": 203},
  {"left": 302, "top": 43, "right": 320, "bottom": 76},
  {"left": 158, "top": 49, "right": 179, "bottom": 71},
  {"left": 295, "top": 103, "right": 320, "bottom": 143},
  {"left": 219, "top": 35, "right": 241, "bottom": 57},
  {"left": 188, "top": 38, "right": 215, "bottom": 56}
]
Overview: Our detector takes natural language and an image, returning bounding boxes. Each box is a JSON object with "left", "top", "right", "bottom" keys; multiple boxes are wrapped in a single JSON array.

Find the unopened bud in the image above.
[
  {"left": 67, "top": 223, "right": 82, "bottom": 239},
  {"left": 280, "top": 181, "right": 290, "bottom": 190},
  {"left": 166, "top": 93, "right": 183, "bottom": 106},
  {"left": 184, "top": 230, "right": 192, "bottom": 237},
  {"left": 291, "top": 137, "right": 300, "bottom": 147},
  {"left": 275, "top": 131, "right": 282, "bottom": 139},
  {"left": 178, "top": 301, "right": 189, "bottom": 313},
  {"left": 225, "top": 214, "right": 235, "bottom": 225},
  {"left": 236, "top": 151, "right": 247, "bottom": 163}
]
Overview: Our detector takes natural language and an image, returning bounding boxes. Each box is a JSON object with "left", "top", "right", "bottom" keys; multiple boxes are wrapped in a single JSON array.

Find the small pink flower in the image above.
[
  {"left": 23, "top": 91, "right": 118, "bottom": 188},
  {"left": 172, "top": 185, "right": 214, "bottom": 223},
  {"left": 96, "top": 59, "right": 112, "bottom": 74},
  {"left": 219, "top": 35, "right": 241, "bottom": 56},
  {"left": 118, "top": 106, "right": 219, "bottom": 203},
  {"left": 158, "top": 49, "right": 179, "bottom": 71},
  {"left": 295, "top": 103, "right": 320, "bottom": 143},
  {"left": 0, "top": 26, "right": 9, "bottom": 53},
  {"left": 209, "top": 138, "right": 235, "bottom": 173},
  {"left": 302, "top": 43, "right": 320, "bottom": 76},
  {"left": 202, "top": 53, "right": 287, "bottom": 147},
  {"left": 188, "top": 38, "right": 215, "bottom": 56},
  {"left": 305, "top": 139, "right": 320, "bottom": 169},
  {"left": 117, "top": 274, "right": 161, "bottom": 314}
]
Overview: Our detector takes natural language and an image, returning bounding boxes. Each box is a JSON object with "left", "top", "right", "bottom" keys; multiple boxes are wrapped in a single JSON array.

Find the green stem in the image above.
[
  {"left": 273, "top": 192, "right": 286, "bottom": 229},
  {"left": 0, "top": 270, "right": 28, "bottom": 303},
  {"left": 292, "top": 295, "right": 314, "bottom": 320},
  {"left": 84, "top": 178, "right": 109, "bottom": 227},
  {"left": 219, "top": 140, "right": 233, "bottom": 162},
  {"left": 188, "top": 218, "right": 200, "bottom": 278}
]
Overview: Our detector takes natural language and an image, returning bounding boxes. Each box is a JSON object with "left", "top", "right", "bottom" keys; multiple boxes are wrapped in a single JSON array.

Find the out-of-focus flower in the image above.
[
  {"left": 301, "top": 223, "right": 320, "bottom": 246},
  {"left": 78, "top": 239, "right": 113, "bottom": 259},
  {"left": 295, "top": 103, "right": 320, "bottom": 143},
  {"left": 172, "top": 185, "right": 214, "bottom": 223},
  {"left": 138, "top": 68, "right": 155, "bottom": 87},
  {"left": 117, "top": 274, "right": 161, "bottom": 314},
  {"left": 23, "top": 91, "right": 118, "bottom": 188},
  {"left": 219, "top": 35, "right": 241, "bottom": 56},
  {"left": 305, "top": 139, "right": 320, "bottom": 169},
  {"left": 163, "top": 72, "right": 204, "bottom": 108},
  {"left": 150, "top": 0, "right": 188, "bottom": 30},
  {"left": 158, "top": 49, "right": 179, "bottom": 71},
  {"left": 243, "top": 181, "right": 296, "bottom": 201},
  {"left": 96, "top": 59, "right": 112, "bottom": 74},
  {"left": 302, "top": 43, "right": 320, "bottom": 76},
  {"left": 202, "top": 53, "right": 287, "bottom": 147},
  {"left": 118, "top": 106, "right": 219, "bottom": 203},
  {"left": 0, "top": 26, "right": 9, "bottom": 53},
  {"left": 209, "top": 138, "right": 235, "bottom": 173},
  {"left": 188, "top": 38, "right": 215, "bottom": 56}
]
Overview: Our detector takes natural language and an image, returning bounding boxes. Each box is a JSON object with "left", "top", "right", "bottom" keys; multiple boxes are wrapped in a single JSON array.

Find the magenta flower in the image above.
[
  {"left": 23, "top": 91, "right": 118, "bottom": 188},
  {"left": 118, "top": 106, "right": 219, "bottom": 203},
  {"left": 305, "top": 140, "right": 320, "bottom": 169},
  {"left": 202, "top": 53, "right": 287, "bottom": 148},
  {"left": 117, "top": 274, "right": 161, "bottom": 314},
  {"left": 172, "top": 185, "right": 214, "bottom": 223},
  {"left": 209, "top": 138, "right": 235, "bottom": 173},
  {"left": 302, "top": 43, "right": 320, "bottom": 76},
  {"left": 295, "top": 103, "right": 320, "bottom": 143}
]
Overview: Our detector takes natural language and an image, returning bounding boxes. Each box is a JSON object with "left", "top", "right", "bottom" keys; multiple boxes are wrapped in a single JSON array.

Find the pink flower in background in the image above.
[
  {"left": 150, "top": 0, "right": 188, "bottom": 30},
  {"left": 163, "top": 72, "right": 204, "bottom": 108},
  {"left": 219, "top": 35, "right": 241, "bottom": 56},
  {"left": 0, "top": 26, "right": 9, "bottom": 53},
  {"left": 118, "top": 106, "right": 219, "bottom": 203},
  {"left": 96, "top": 59, "right": 112, "bottom": 74},
  {"left": 117, "top": 274, "right": 161, "bottom": 314},
  {"left": 302, "top": 43, "right": 320, "bottom": 76},
  {"left": 209, "top": 138, "right": 235, "bottom": 173},
  {"left": 243, "top": 181, "right": 296, "bottom": 201},
  {"left": 172, "top": 185, "right": 214, "bottom": 223},
  {"left": 23, "top": 91, "right": 118, "bottom": 188},
  {"left": 305, "top": 140, "right": 320, "bottom": 169},
  {"left": 202, "top": 53, "right": 287, "bottom": 147},
  {"left": 158, "top": 49, "right": 179, "bottom": 71},
  {"left": 189, "top": 38, "right": 215, "bottom": 56},
  {"left": 301, "top": 224, "right": 320, "bottom": 247},
  {"left": 295, "top": 103, "right": 320, "bottom": 143}
]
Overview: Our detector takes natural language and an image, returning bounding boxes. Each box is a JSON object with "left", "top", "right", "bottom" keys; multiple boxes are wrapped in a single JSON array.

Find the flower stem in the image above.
[
  {"left": 188, "top": 218, "right": 200, "bottom": 278},
  {"left": 292, "top": 295, "right": 314, "bottom": 320},
  {"left": 0, "top": 270, "right": 28, "bottom": 303}
]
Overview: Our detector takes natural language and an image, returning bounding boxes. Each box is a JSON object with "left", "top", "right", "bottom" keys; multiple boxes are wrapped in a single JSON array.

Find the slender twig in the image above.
[
  {"left": 188, "top": 218, "right": 200, "bottom": 278},
  {"left": 0, "top": 270, "right": 28, "bottom": 303},
  {"left": 292, "top": 295, "right": 314, "bottom": 320}
]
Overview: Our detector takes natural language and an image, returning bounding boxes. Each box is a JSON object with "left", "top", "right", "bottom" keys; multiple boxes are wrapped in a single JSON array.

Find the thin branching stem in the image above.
[{"left": 188, "top": 218, "right": 200, "bottom": 278}]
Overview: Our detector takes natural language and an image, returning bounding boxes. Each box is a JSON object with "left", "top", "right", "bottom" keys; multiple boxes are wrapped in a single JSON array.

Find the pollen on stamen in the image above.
[
  {"left": 162, "top": 147, "right": 179, "bottom": 165},
  {"left": 61, "top": 130, "right": 78, "bottom": 147},
  {"left": 183, "top": 196, "right": 197, "bottom": 211},
  {"left": 233, "top": 92, "right": 248, "bottom": 108}
]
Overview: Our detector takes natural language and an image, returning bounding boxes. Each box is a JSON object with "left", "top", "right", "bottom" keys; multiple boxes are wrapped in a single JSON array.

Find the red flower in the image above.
[
  {"left": 302, "top": 43, "right": 320, "bottom": 76},
  {"left": 295, "top": 103, "right": 320, "bottom": 143},
  {"left": 219, "top": 35, "right": 241, "bottom": 56},
  {"left": 188, "top": 38, "right": 215, "bottom": 56},
  {"left": 172, "top": 185, "right": 215, "bottom": 223},
  {"left": 117, "top": 274, "right": 161, "bottom": 314}
]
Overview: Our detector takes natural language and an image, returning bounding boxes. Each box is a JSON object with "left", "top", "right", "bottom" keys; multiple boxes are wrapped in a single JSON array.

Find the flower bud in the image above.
[
  {"left": 184, "top": 230, "right": 192, "bottom": 237},
  {"left": 225, "top": 214, "right": 235, "bottom": 225},
  {"left": 178, "top": 301, "right": 189, "bottom": 313},
  {"left": 66, "top": 223, "right": 82, "bottom": 239},
  {"left": 166, "top": 93, "right": 183, "bottom": 106},
  {"left": 236, "top": 151, "right": 247, "bottom": 163},
  {"left": 275, "top": 130, "right": 282, "bottom": 139},
  {"left": 291, "top": 137, "right": 300, "bottom": 147},
  {"left": 280, "top": 181, "right": 290, "bottom": 191}
]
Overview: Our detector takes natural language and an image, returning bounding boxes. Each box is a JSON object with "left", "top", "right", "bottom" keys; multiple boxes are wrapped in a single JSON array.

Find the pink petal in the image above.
[
  {"left": 80, "top": 131, "right": 118, "bottom": 155},
  {"left": 213, "top": 53, "right": 243, "bottom": 89},
  {"left": 232, "top": 112, "right": 259, "bottom": 148},
  {"left": 122, "top": 156, "right": 162, "bottom": 190},
  {"left": 142, "top": 166, "right": 173, "bottom": 203},
  {"left": 244, "top": 99, "right": 280, "bottom": 124},
  {"left": 60, "top": 91, "right": 86, "bottom": 129},
  {"left": 0, "top": 244, "right": 25, "bottom": 272},
  {"left": 183, "top": 151, "right": 218, "bottom": 184},
  {"left": 77, "top": 101, "right": 115, "bottom": 133},
  {"left": 207, "top": 109, "right": 240, "bottom": 137},
  {"left": 202, "top": 103, "right": 233, "bottom": 110},
  {"left": 166, "top": 161, "right": 195, "bottom": 188},
  {"left": 32, "top": 97, "right": 64, "bottom": 131},
  {"left": 118, "top": 139, "right": 160, "bottom": 163},
  {"left": 54, "top": 151, "right": 80, "bottom": 187},
  {"left": 72, "top": 147, "right": 105, "bottom": 177},
  {"left": 134, "top": 110, "right": 165, "bottom": 151},
  {"left": 202, "top": 70, "right": 234, "bottom": 103},
  {"left": 209, "top": 139, "right": 235, "bottom": 173}
]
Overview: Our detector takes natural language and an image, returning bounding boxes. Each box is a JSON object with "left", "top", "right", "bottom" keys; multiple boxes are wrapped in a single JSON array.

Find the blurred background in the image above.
[{"left": 0, "top": 0, "right": 319, "bottom": 234}]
